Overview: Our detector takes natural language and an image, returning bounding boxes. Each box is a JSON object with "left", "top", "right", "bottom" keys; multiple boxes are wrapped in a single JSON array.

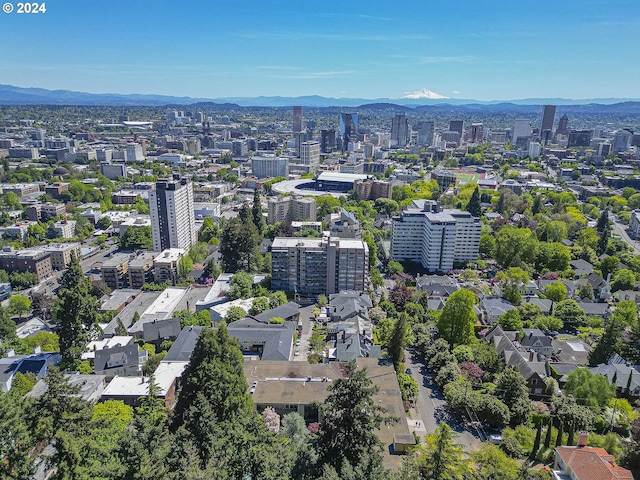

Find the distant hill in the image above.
[{"left": 0, "top": 84, "right": 639, "bottom": 111}]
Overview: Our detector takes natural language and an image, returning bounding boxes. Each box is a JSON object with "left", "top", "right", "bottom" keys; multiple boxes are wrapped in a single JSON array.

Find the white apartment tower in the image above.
[
  {"left": 390, "top": 200, "right": 480, "bottom": 272},
  {"left": 149, "top": 175, "right": 196, "bottom": 252},
  {"left": 300, "top": 140, "right": 320, "bottom": 165}
]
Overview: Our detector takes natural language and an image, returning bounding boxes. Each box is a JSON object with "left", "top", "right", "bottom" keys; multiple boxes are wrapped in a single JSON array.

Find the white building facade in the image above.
[{"left": 149, "top": 175, "right": 196, "bottom": 252}]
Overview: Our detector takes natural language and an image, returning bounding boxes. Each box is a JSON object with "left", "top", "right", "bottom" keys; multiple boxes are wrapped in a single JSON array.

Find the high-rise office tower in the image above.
[
  {"left": 292, "top": 106, "right": 303, "bottom": 133},
  {"left": 449, "top": 120, "right": 464, "bottom": 136},
  {"left": 466, "top": 123, "right": 484, "bottom": 144},
  {"left": 391, "top": 114, "right": 410, "bottom": 147},
  {"left": 612, "top": 129, "right": 633, "bottom": 153},
  {"left": 149, "top": 174, "right": 196, "bottom": 252},
  {"left": 513, "top": 119, "right": 531, "bottom": 145},
  {"left": 555, "top": 115, "right": 569, "bottom": 139},
  {"left": 339, "top": 113, "right": 358, "bottom": 151},
  {"left": 540, "top": 105, "right": 556, "bottom": 145},
  {"left": 417, "top": 121, "right": 435, "bottom": 146},
  {"left": 320, "top": 129, "right": 336, "bottom": 153}
]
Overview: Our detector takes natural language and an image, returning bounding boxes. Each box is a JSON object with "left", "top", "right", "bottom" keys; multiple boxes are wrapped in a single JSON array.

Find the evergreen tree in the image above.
[
  {"left": 597, "top": 209, "right": 611, "bottom": 256},
  {"left": 465, "top": 186, "right": 482, "bottom": 218},
  {"left": 413, "top": 423, "right": 469, "bottom": 479},
  {"left": 543, "top": 417, "right": 553, "bottom": 449},
  {"left": 315, "top": 361, "right": 389, "bottom": 477},
  {"left": 436, "top": 289, "right": 476, "bottom": 346},
  {"left": 171, "top": 325, "right": 289, "bottom": 478},
  {"left": 220, "top": 217, "right": 259, "bottom": 272},
  {"left": 388, "top": 312, "right": 409, "bottom": 367},
  {"left": 52, "top": 254, "right": 99, "bottom": 366},
  {"left": 532, "top": 194, "right": 542, "bottom": 215},
  {"left": 0, "top": 390, "right": 34, "bottom": 479},
  {"left": 252, "top": 188, "right": 265, "bottom": 234}
]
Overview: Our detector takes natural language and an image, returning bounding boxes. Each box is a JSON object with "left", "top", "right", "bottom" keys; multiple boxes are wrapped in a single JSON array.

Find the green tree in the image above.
[
  {"left": 517, "top": 302, "right": 542, "bottom": 325},
  {"left": 252, "top": 188, "right": 265, "bottom": 234},
  {"left": 387, "top": 260, "right": 404, "bottom": 275},
  {"left": 171, "top": 325, "right": 287, "bottom": 478},
  {"left": 597, "top": 209, "right": 611, "bottom": 256},
  {"left": 466, "top": 186, "right": 482, "bottom": 218},
  {"left": 598, "top": 255, "right": 620, "bottom": 280},
  {"left": 226, "top": 271, "right": 254, "bottom": 300},
  {"left": 388, "top": 312, "right": 409, "bottom": 367},
  {"left": 535, "top": 315, "right": 563, "bottom": 332},
  {"left": 611, "top": 269, "right": 636, "bottom": 292},
  {"left": 220, "top": 217, "right": 258, "bottom": 272},
  {"left": 588, "top": 301, "right": 636, "bottom": 366},
  {"left": 8, "top": 294, "right": 31, "bottom": 320},
  {"left": 52, "top": 255, "right": 99, "bottom": 366},
  {"left": 499, "top": 308, "right": 523, "bottom": 331},
  {"left": 554, "top": 299, "right": 586, "bottom": 328},
  {"left": 496, "top": 267, "right": 530, "bottom": 306},
  {"left": 119, "top": 225, "right": 153, "bottom": 250},
  {"left": 0, "top": 389, "right": 35, "bottom": 478},
  {"left": 494, "top": 367, "right": 531, "bottom": 425},
  {"left": 563, "top": 368, "right": 615, "bottom": 408},
  {"left": 0, "top": 305, "right": 16, "bottom": 340},
  {"left": 315, "top": 361, "right": 389, "bottom": 478},
  {"left": 437, "top": 289, "right": 477, "bottom": 347},
  {"left": 472, "top": 443, "right": 521, "bottom": 479},
  {"left": 223, "top": 306, "right": 247, "bottom": 323},
  {"left": 535, "top": 242, "right": 571, "bottom": 272},
  {"left": 494, "top": 226, "right": 538, "bottom": 269},
  {"left": 409, "top": 423, "right": 470, "bottom": 480},
  {"left": 269, "top": 291, "right": 288, "bottom": 309},
  {"left": 480, "top": 234, "right": 496, "bottom": 257},
  {"left": 577, "top": 282, "right": 594, "bottom": 301},
  {"left": 250, "top": 296, "right": 270, "bottom": 315},
  {"left": 545, "top": 281, "right": 567, "bottom": 303}
]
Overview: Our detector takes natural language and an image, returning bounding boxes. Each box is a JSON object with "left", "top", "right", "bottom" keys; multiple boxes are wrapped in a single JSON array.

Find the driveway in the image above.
[
  {"left": 405, "top": 349, "right": 481, "bottom": 452},
  {"left": 293, "top": 304, "right": 315, "bottom": 361}
]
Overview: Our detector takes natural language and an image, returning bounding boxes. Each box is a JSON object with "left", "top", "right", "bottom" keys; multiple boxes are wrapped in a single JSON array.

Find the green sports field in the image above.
[{"left": 455, "top": 172, "right": 481, "bottom": 182}]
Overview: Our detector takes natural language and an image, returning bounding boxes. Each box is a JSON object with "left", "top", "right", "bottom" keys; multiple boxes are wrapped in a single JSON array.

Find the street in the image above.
[
  {"left": 404, "top": 349, "right": 481, "bottom": 452},
  {"left": 612, "top": 219, "right": 640, "bottom": 254}
]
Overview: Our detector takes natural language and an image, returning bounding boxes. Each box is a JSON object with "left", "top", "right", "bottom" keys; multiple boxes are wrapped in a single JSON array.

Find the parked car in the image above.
[{"left": 405, "top": 368, "right": 413, "bottom": 375}]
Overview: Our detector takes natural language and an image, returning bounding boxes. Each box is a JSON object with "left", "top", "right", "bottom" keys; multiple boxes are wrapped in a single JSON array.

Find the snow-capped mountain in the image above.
[{"left": 402, "top": 88, "right": 450, "bottom": 99}]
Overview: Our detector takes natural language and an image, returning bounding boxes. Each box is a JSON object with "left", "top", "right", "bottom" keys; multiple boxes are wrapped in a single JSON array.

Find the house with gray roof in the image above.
[
  {"left": 28, "top": 373, "right": 107, "bottom": 402},
  {"left": 484, "top": 325, "right": 548, "bottom": 396},
  {"left": 520, "top": 328, "right": 553, "bottom": 357},
  {"left": 570, "top": 259, "right": 594, "bottom": 277},
  {"left": 589, "top": 363, "right": 640, "bottom": 398},
  {"left": 576, "top": 273, "right": 611, "bottom": 302},
  {"left": 524, "top": 297, "right": 553, "bottom": 315},
  {"left": 480, "top": 296, "right": 515, "bottom": 325},
  {"left": 94, "top": 344, "right": 148, "bottom": 379},
  {"left": 164, "top": 326, "right": 206, "bottom": 362},
  {"left": 227, "top": 317, "right": 295, "bottom": 361},
  {"left": 253, "top": 302, "right": 300, "bottom": 324},
  {"left": 142, "top": 317, "right": 183, "bottom": 347},
  {"left": 576, "top": 301, "right": 610, "bottom": 320},
  {"left": 552, "top": 338, "right": 591, "bottom": 365}
]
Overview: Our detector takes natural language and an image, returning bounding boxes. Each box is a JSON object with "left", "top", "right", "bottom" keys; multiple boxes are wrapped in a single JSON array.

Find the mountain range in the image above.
[{"left": 1, "top": 84, "right": 639, "bottom": 110}]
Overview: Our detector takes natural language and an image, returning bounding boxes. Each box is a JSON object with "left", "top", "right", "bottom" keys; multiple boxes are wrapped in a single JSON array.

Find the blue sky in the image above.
[{"left": 1, "top": 0, "right": 639, "bottom": 100}]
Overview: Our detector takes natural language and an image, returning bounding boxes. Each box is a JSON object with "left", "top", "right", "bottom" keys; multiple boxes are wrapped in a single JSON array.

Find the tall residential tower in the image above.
[{"left": 149, "top": 174, "right": 196, "bottom": 252}]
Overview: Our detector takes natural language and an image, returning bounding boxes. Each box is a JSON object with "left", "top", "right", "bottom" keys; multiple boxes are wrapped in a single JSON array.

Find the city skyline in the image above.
[{"left": 1, "top": 0, "right": 639, "bottom": 101}]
